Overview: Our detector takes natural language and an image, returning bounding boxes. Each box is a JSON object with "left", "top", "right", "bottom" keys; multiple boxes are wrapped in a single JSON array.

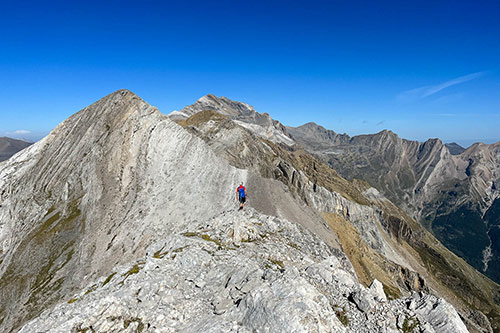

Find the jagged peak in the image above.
[
  {"left": 196, "top": 93, "right": 220, "bottom": 104},
  {"left": 421, "top": 137, "right": 444, "bottom": 148},
  {"left": 298, "top": 121, "right": 324, "bottom": 129},
  {"left": 376, "top": 129, "right": 397, "bottom": 137}
]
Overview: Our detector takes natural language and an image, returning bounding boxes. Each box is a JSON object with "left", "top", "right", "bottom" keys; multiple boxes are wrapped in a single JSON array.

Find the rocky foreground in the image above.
[{"left": 20, "top": 208, "right": 466, "bottom": 333}]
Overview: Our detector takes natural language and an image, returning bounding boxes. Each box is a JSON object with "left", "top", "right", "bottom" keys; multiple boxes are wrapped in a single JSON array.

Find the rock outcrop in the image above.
[
  {"left": 20, "top": 208, "right": 468, "bottom": 333},
  {"left": 171, "top": 94, "right": 294, "bottom": 145},
  {"left": 173, "top": 97, "right": 500, "bottom": 332},
  {"left": 174, "top": 106, "right": 500, "bottom": 331}
]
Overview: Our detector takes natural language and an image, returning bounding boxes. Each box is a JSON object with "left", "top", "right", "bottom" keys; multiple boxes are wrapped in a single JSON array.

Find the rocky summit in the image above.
[{"left": 0, "top": 90, "right": 499, "bottom": 332}]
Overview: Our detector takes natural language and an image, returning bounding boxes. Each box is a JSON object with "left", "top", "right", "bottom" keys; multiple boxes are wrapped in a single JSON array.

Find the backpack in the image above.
[{"left": 238, "top": 186, "right": 246, "bottom": 198}]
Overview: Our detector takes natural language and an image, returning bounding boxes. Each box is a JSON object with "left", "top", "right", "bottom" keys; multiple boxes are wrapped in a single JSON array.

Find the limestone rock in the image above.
[
  {"left": 350, "top": 289, "right": 377, "bottom": 313},
  {"left": 369, "top": 279, "right": 387, "bottom": 302},
  {"left": 409, "top": 293, "right": 469, "bottom": 333}
]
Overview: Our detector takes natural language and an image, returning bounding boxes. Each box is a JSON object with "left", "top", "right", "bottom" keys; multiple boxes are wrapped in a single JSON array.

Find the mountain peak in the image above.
[
  {"left": 197, "top": 93, "right": 220, "bottom": 104},
  {"left": 377, "top": 129, "right": 397, "bottom": 137},
  {"left": 445, "top": 142, "right": 465, "bottom": 155}
]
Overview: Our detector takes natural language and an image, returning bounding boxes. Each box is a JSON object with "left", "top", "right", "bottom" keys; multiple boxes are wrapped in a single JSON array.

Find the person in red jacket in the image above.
[{"left": 236, "top": 183, "right": 247, "bottom": 210}]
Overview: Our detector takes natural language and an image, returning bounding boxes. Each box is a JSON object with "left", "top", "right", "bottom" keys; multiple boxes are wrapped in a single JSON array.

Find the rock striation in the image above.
[
  {"left": 174, "top": 96, "right": 500, "bottom": 332},
  {"left": 171, "top": 94, "right": 294, "bottom": 145}
]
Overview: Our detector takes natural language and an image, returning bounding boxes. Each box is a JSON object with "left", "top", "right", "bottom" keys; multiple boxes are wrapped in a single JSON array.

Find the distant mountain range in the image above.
[
  {"left": 172, "top": 97, "right": 500, "bottom": 286},
  {"left": 0, "top": 137, "right": 32, "bottom": 162},
  {"left": 286, "top": 121, "right": 500, "bottom": 284},
  {"left": 445, "top": 142, "right": 466, "bottom": 155}
]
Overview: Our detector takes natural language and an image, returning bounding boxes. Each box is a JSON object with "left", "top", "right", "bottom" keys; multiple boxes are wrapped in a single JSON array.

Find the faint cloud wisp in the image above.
[
  {"left": 396, "top": 71, "right": 485, "bottom": 103},
  {"left": 9, "top": 130, "right": 31, "bottom": 135}
]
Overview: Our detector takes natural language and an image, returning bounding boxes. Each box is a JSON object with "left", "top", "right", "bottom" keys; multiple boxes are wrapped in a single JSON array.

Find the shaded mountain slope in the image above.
[
  {"left": 446, "top": 142, "right": 466, "bottom": 155},
  {"left": 288, "top": 121, "right": 500, "bottom": 283},
  {"left": 0, "top": 137, "right": 32, "bottom": 162}
]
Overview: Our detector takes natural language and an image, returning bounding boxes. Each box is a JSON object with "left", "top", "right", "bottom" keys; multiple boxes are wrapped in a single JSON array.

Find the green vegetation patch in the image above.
[
  {"left": 201, "top": 234, "right": 222, "bottom": 247},
  {"left": 333, "top": 305, "right": 349, "bottom": 326},
  {"left": 102, "top": 272, "right": 116, "bottom": 287},
  {"left": 108, "top": 316, "right": 145, "bottom": 333},
  {"left": 432, "top": 205, "right": 488, "bottom": 271},
  {"left": 382, "top": 283, "right": 401, "bottom": 300},
  {"left": 402, "top": 317, "right": 419, "bottom": 333},
  {"left": 122, "top": 262, "right": 144, "bottom": 280},
  {"left": 0, "top": 198, "right": 85, "bottom": 332},
  {"left": 269, "top": 258, "right": 285, "bottom": 269},
  {"left": 178, "top": 110, "right": 227, "bottom": 127},
  {"left": 182, "top": 232, "right": 200, "bottom": 237},
  {"left": 172, "top": 246, "right": 186, "bottom": 253},
  {"left": 153, "top": 247, "right": 169, "bottom": 259},
  {"left": 182, "top": 231, "right": 225, "bottom": 250}
]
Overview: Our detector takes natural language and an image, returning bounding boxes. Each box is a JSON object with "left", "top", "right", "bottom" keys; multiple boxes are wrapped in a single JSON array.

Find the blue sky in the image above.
[{"left": 1, "top": 0, "right": 499, "bottom": 147}]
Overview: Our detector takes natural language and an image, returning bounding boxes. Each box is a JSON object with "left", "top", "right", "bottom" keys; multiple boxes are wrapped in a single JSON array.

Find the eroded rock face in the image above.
[
  {"left": 19, "top": 209, "right": 468, "bottom": 333},
  {"left": 171, "top": 103, "right": 499, "bottom": 331},
  {"left": 0, "top": 90, "right": 247, "bottom": 331},
  {"left": 172, "top": 94, "right": 294, "bottom": 145},
  {"left": 408, "top": 293, "right": 469, "bottom": 333}
]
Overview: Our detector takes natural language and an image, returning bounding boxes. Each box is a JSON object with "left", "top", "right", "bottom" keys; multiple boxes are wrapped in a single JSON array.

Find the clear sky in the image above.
[{"left": 1, "top": 0, "right": 499, "bottom": 147}]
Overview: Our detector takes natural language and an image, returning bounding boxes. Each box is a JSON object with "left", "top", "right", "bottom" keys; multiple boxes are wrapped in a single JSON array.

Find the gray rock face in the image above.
[
  {"left": 408, "top": 293, "right": 469, "bottom": 333},
  {"left": 0, "top": 90, "right": 247, "bottom": 331},
  {"left": 172, "top": 94, "right": 294, "bottom": 145},
  {"left": 172, "top": 97, "right": 500, "bottom": 330},
  {"left": 0, "top": 137, "right": 32, "bottom": 162}
]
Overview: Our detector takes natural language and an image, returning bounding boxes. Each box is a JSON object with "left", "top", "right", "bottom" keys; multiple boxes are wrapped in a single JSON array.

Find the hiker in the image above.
[{"left": 236, "top": 183, "right": 247, "bottom": 210}]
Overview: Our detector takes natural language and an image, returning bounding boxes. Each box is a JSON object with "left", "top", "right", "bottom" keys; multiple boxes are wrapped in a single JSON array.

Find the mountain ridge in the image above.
[
  {"left": 284, "top": 108, "right": 500, "bottom": 284},
  {"left": 0, "top": 137, "right": 32, "bottom": 162},
  {"left": 171, "top": 96, "right": 500, "bottom": 332},
  {"left": 0, "top": 90, "right": 498, "bottom": 332}
]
